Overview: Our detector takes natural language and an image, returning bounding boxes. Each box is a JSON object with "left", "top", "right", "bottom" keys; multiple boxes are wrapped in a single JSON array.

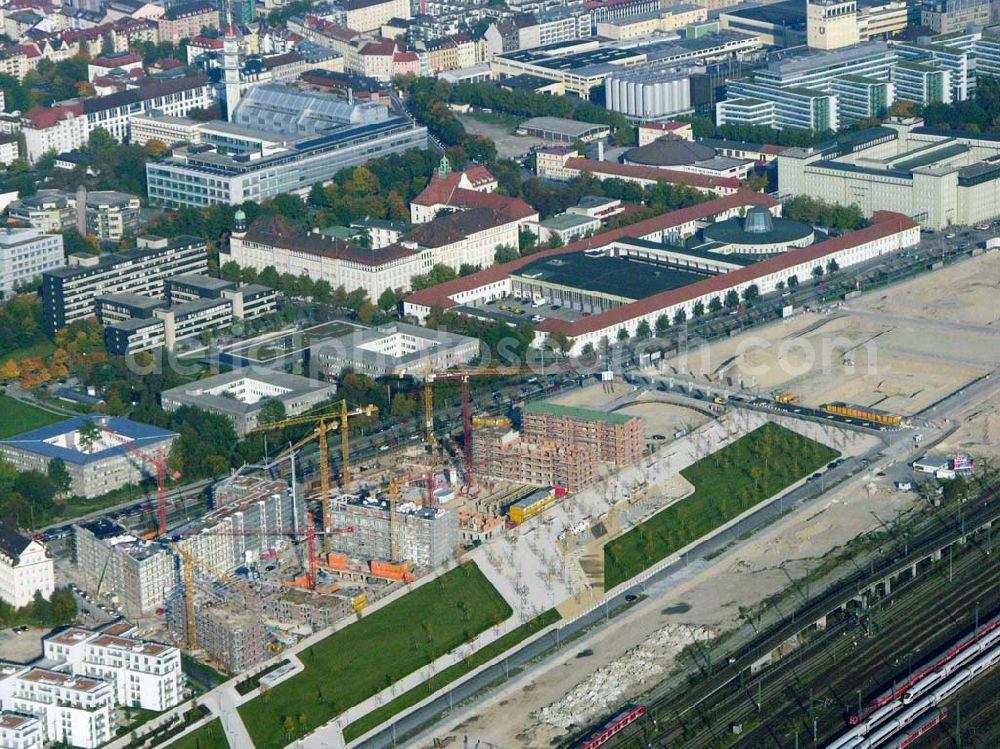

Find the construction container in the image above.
[
  {"left": 775, "top": 392, "right": 797, "bottom": 404},
  {"left": 325, "top": 553, "right": 349, "bottom": 570},
  {"left": 822, "top": 402, "right": 901, "bottom": 426},
  {"left": 507, "top": 488, "right": 556, "bottom": 524},
  {"left": 371, "top": 560, "right": 413, "bottom": 581},
  {"left": 352, "top": 593, "right": 367, "bottom": 612}
]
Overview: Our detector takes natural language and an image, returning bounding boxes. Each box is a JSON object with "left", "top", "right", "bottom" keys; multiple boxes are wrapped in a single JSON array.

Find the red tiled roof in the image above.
[
  {"left": 393, "top": 51, "right": 419, "bottom": 62},
  {"left": 361, "top": 39, "right": 396, "bottom": 56},
  {"left": 190, "top": 35, "right": 223, "bottom": 48},
  {"left": 406, "top": 191, "right": 777, "bottom": 310},
  {"left": 537, "top": 211, "right": 918, "bottom": 337},
  {"left": 412, "top": 169, "right": 533, "bottom": 221},
  {"left": 92, "top": 53, "right": 141, "bottom": 67},
  {"left": 565, "top": 158, "right": 741, "bottom": 190},
  {"left": 23, "top": 102, "right": 84, "bottom": 128},
  {"left": 464, "top": 165, "right": 496, "bottom": 187},
  {"left": 761, "top": 144, "right": 790, "bottom": 155}
]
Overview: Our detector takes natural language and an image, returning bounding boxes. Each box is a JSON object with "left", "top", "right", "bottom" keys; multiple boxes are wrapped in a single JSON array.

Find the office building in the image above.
[
  {"left": 154, "top": 297, "right": 231, "bottom": 350},
  {"left": 147, "top": 85, "right": 427, "bottom": 207},
  {"left": 161, "top": 368, "right": 337, "bottom": 437},
  {"left": 312, "top": 322, "right": 479, "bottom": 377},
  {"left": 893, "top": 61, "right": 951, "bottom": 104},
  {"left": 0, "top": 228, "right": 64, "bottom": 298},
  {"left": 0, "top": 523, "right": 54, "bottom": 609},
  {"left": 41, "top": 235, "right": 207, "bottom": 335},
  {"left": 719, "top": 1, "right": 807, "bottom": 48},
  {"left": 807, "top": 0, "right": 860, "bottom": 50},
  {"left": 895, "top": 39, "right": 975, "bottom": 103},
  {"left": 831, "top": 75, "right": 893, "bottom": 120},
  {"left": 130, "top": 113, "right": 203, "bottom": 147},
  {"left": 977, "top": 25, "right": 1000, "bottom": 79},
  {"left": 7, "top": 192, "right": 76, "bottom": 234},
  {"left": 8, "top": 189, "right": 141, "bottom": 243},
  {"left": 922, "top": 0, "right": 990, "bottom": 33},
  {"left": 22, "top": 76, "right": 212, "bottom": 163},
  {"left": 0, "top": 416, "right": 179, "bottom": 500},
  {"left": 778, "top": 120, "right": 1000, "bottom": 229}
]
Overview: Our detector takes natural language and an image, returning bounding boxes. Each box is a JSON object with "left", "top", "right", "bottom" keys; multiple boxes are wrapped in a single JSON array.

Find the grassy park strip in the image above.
[
  {"left": 0, "top": 394, "right": 63, "bottom": 439},
  {"left": 166, "top": 718, "right": 227, "bottom": 749},
  {"left": 343, "top": 608, "right": 562, "bottom": 743},
  {"left": 605, "top": 422, "right": 839, "bottom": 588},
  {"left": 239, "top": 562, "right": 513, "bottom": 748}
]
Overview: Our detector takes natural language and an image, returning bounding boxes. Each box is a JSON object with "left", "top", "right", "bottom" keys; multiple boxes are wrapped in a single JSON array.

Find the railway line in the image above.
[{"left": 587, "top": 488, "right": 1000, "bottom": 749}]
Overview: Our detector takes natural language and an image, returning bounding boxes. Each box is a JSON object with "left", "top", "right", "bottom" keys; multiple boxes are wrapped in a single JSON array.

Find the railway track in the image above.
[
  {"left": 595, "top": 492, "right": 1000, "bottom": 749},
  {"left": 910, "top": 666, "right": 1000, "bottom": 749}
]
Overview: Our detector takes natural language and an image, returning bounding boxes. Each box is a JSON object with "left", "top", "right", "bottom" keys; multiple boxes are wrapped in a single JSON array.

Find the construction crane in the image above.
[
  {"left": 250, "top": 401, "right": 377, "bottom": 555},
  {"left": 100, "top": 427, "right": 181, "bottom": 538},
  {"left": 417, "top": 364, "right": 564, "bottom": 490},
  {"left": 386, "top": 478, "right": 399, "bottom": 562}
]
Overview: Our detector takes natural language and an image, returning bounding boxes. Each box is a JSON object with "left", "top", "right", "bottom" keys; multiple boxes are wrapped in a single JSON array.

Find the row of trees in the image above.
[
  {"left": 784, "top": 195, "right": 867, "bottom": 231},
  {"left": 0, "top": 295, "right": 46, "bottom": 360},
  {"left": 687, "top": 116, "right": 838, "bottom": 148},
  {"left": 922, "top": 76, "right": 1000, "bottom": 133}
]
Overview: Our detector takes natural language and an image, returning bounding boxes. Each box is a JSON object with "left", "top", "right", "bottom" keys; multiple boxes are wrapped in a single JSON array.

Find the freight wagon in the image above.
[{"left": 822, "top": 402, "right": 901, "bottom": 426}]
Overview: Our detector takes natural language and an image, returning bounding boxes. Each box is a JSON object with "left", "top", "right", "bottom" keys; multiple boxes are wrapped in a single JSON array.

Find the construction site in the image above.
[{"left": 69, "top": 364, "right": 654, "bottom": 677}]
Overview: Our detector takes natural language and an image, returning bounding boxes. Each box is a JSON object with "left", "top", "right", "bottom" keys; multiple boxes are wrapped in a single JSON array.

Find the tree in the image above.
[
  {"left": 47, "top": 458, "right": 71, "bottom": 495},
  {"left": 673, "top": 309, "right": 687, "bottom": 325},
  {"left": 259, "top": 399, "right": 286, "bottom": 425},
  {"left": 77, "top": 419, "right": 101, "bottom": 454},
  {"left": 220, "top": 261, "right": 242, "bottom": 283},
  {"left": 636, "top": 320, "right": 651, "bottom": 339},
  {"left": 617, "top": 328, "right": 629, "bottom": 342},
  {"left": 143, "top": 139, "right": 170, "bottom": 159},
  {"left": 13, "top": 471, "right": 55, "bottom": 517},
  {"left": 61, "top": 229, "right": 99, "bottom": 256},
  {"left": 787, "top": 275, "right": 799, "bottom": 289},
  {"left": 377, "top": 287, "right": 399, "bottom": 311},
  {"left": 357, "top": 301, "right": 378, "bottom": 325},
  {"left": 654, "top": 314, "right": 669, "bottom": 335},
  {"left": 547, "top": 330, "right": 572, "bottom": 354},
  {"left": 494, "top": 244, "right": 519, "bottom": 264},
  {"left": 708, "top": 296, "right": 723, "bottom": 314},
  {"left": 742, "top": 284, "right": 760, "bottom": 304},
  {"left": 88, "top": 127, "right": 116, "bottom": 152},
  {"left": 776, "top": 281, "right": 785, "bottom": 292},
  {"left": 692, "top": 301, "right": 705, "bottom": 318},
  {"left": 812, "top": 265, "right": 825, "bottom": 281},
  {"left": 827, "top": 258, "right": 840, "bottom": 274},
  {"left": 724, "top": 289, "right": 740, "bottom": 309}
]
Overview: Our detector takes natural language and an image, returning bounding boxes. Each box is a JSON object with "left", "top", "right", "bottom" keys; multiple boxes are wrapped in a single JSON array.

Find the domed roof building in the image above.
[
  {"left": 702, "top": 206, "right": 814, "bottom": 255},
  {"left": 622, "top": 136, "right": 716, "bottom": 167}
]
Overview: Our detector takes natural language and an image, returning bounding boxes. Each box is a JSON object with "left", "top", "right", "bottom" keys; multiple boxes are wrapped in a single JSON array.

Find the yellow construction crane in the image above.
[
  {"left": 170, "top": 543, "right": 198, "bottom": 650},
  {"left": 250, "top": 401, "right": 377, "bottom": 555}
]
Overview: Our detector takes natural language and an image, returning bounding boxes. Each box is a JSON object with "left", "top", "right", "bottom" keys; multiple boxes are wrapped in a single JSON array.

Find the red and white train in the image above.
[{"left": 571, "top": 704, "right": 646, "bottom": 749}]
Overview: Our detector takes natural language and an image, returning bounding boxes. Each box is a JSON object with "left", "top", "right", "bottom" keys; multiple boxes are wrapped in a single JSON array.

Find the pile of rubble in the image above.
[{"left": 534, "top": 623, "right": 710, "bottom": 729}]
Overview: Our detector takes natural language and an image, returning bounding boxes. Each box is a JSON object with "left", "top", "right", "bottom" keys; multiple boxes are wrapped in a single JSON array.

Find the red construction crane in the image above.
[
  {"left": 101, "top": 428, "right": 180, "bottom": 538},
  {"left": 178, "top": 511, "right": 353, "bottom": 592},
  {"left": 419, "top": 365, "right": 568, "bottom": 490}
]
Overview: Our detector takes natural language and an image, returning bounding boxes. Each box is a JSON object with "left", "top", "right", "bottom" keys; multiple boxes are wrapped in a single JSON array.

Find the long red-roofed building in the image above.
[{"left": 403, "top": 193, "right": 920, "bottom": 355}]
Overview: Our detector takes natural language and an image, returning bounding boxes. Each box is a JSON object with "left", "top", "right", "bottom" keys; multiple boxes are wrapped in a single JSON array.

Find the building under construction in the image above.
[
  {"left": 74, "top": 519, "right": 177, "bottom": 618},
  {"left": 472, "top": 428, "right": 596, "bottom": 492},
  {"left": 174, "top": 476, "right": 304, "bottom": 575},
  {"left": 329, "top": 495, "right": 458, "bottom": 569},
  {"left": 165, "top": 588, "right": 267, "bottom": 674},
  {"left": 521, "top": 402, "right": 644, "bottom": 465}
]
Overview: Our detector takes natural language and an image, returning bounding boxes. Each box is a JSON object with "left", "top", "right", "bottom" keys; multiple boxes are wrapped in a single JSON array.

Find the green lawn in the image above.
[
  {"left": 605, "top": 422, "right": 839, "bottom": 588},
  {"left": 0, "top": 339, "right": 55, "bottom": 365},
  {"left": 239, "top": 562, "right": 513, "bottom": 749},
  {"left": 167, "top": 719, "right": 228, "bottom": 749},
  {"left": 0, "top": 394, "right": 64, "bottom": 439},
  {"left": 343, "top": 608, "right": 561, "bottom": 743},
  {"left": 461, "top": 110, "right": 521, "bottom": 128}
]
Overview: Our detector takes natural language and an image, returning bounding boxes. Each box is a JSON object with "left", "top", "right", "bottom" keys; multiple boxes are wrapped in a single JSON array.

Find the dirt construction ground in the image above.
[{"left": 421, "top": 252, "right": 1000, "bottom": 749}]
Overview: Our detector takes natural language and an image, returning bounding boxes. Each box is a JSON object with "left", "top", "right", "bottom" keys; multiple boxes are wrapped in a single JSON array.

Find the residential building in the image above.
[
  {"left": 104, "top": 318, "right": 168, "bottom": 355},
  {"left": 161, "top": 368, "right": 337, "bottom": 437},
  {"left": 74, "top": 519, "right": 178, "bottom": 617},
  {"left": 312, "top": 322, "right": 479, "bottom": 377},
  {"left": 0, "top": 416, "right": 179, "bottom": 499},
  {"left": 0, "top": 713, "right": 42, "bottom": 749},
  {"left": 330, "top": 495, "right": 459, "bottom": 569},
  {"left": 0, "top": 228, "right": 64, "bottom": 298},
  {"left": 156, "top": 1, "right": 219, "bottom": 44},
  {"left": 0, "top": 134, "right": 18, "bottom": 165},
  {"left": 80, "top": 190, "right": 142, "bottom": 242},
  {"left": 94, "top": 293, "right": 168, "bottom": 324},
  {"left": 42, "top": 626, "right": 183, "bottom": 711},
  {"left": 41, "top": 235, "right": 207, "bottom": 335},
  {"left": 22, "top": 75, "right": 213, "bottom": 163},
  {"left": 0, "top": 523, "right": 54, "bottom": 609},
  {"left": 522, "top": 401, "right": 644, "bottom": 465},
  {"left": 472, "top": 428, "right": 596, "bottom": 492},
  {"left": 5, "top": 668, "right": 113, "bottom": 748},
  {"left": 596, "top": 5, "right": 707, "bottom": 39},
  {"left": 339, "top": 0, "right": 410, "bottom": 33},
  {"left": 165, "top": 596, "right": 267, "bottom": 674}
]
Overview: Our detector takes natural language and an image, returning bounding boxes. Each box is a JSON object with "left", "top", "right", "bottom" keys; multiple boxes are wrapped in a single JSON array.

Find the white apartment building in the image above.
[
  {"left": 0, "top": 712, "right": 42, "bottom": 749},
  {"left": 154, "top": 297, "right": 233, "bottom": 350},
  {"left": 0, "top": 227, "right": 64, "bottom": 299},
  {"left": 0, "top": 526, "right": 54, "bottom": 610},
  {"left": 3, "top": 668, "right": 113, "bottom": 749},
  {"left": 43, "top": 628, "right": 183, "bottom": 712}
]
